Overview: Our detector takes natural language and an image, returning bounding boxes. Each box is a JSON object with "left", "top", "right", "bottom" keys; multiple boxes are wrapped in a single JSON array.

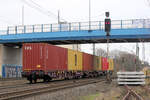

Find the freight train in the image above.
[{"left": 22, "top": 43, "right": 114, "bottom": 83}]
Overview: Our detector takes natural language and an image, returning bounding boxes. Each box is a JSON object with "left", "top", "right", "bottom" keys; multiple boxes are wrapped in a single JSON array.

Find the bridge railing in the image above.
[{"left": 4, "top": 19, "right": 150, "bottom": 35}]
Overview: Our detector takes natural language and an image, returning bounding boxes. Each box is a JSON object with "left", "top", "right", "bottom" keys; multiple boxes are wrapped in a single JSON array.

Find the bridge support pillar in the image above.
[{"left": 0, "top": 44, "right": 22, "bottom": 78}]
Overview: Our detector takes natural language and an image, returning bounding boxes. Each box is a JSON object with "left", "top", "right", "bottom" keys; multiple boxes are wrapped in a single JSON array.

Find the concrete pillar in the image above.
[
  {"left": 0, "top": 45, "right": 2, "bottom": 77},
  {"left": 0, "top": 44, "right": 22, "bottom": 77}
]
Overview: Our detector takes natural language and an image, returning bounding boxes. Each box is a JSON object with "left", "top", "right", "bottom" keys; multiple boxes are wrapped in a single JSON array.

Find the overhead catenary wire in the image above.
[
  {"left": 29, "top": 0, "right": 65, "bottom": 21},
  {"left": 31, "top": 0, "right": 67, "bottom": 22},
  {"left": 22, "top": 0, "right": 57, "bottom": 19},
  {"left": 21, "top": 0, "right": 67, "bottom": 22}
]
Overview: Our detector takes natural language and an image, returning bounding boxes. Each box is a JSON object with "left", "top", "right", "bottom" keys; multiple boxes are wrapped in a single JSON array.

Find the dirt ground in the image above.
[
  {"left": 23, "top": 79, "right": 150, "bottom": 100},
  {"left": 79, "top": 79, "right": 150, "bottom": 100},
  {"left": 79, "top": 80, "right": 126, "bottom": 100}
]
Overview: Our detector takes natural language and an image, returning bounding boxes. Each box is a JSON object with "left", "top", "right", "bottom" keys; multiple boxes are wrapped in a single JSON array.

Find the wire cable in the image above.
[{"left": 22, "top": 0, "right": 66, "bottom": 22}]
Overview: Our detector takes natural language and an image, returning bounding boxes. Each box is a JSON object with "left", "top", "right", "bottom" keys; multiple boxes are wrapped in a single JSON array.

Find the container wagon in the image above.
[
  {"left": 22, "top": 43, "right": 114, "bottom": 83},
  {"left": 22, "top": 43, "right": 84, "bottom": 83}
]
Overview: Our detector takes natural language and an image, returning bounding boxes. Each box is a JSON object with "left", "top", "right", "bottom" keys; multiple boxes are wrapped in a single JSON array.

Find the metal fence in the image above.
[{"left": 2, "top": 19, "right": 150, "bottom": 35}]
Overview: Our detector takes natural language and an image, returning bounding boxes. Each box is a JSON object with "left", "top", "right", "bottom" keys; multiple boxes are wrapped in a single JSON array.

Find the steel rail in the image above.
[
  {"left": 122, "top": 85, "right": 144, "bottom": 100},
  {"left": 0, "top": 79, "right": 105, "bottom": 100}
]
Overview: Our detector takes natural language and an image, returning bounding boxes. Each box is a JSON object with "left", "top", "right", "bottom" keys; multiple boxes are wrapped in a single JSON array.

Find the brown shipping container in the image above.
[
  {"left": 23, "top": 43, "right": 68, "bottom": 72},
  {"left": 82, "top": 53, "right": 93, "bottom": 71}
]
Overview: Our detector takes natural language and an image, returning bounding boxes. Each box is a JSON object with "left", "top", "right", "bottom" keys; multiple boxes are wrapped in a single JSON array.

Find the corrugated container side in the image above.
[
  {"left": 46, "top": 44, "right": 68, "bottom": 71},
  {"left": 101, "top": 57, "right": 109, "bottom": 71},
  {"left": 23, "top": 43, "right": 46, "bottom": 71},
  {"left": 97, "top": 57, "right": 102, "bottom": 70},
  {"left": 68, "top": 49, "right": 82, "bottom": 71},
  {"left": 77, "top": 51, "right": 82, "bottom": 71},
  {"left": 93, "top": 56, "right": 99, "bottom": 71},
  {"left": 83, "top": 53, "right": 93, "bottom": 71},
  {"left": 108, "top": 59, "right": 114, "bottom": 71},
  {"left": 23, "top": 43, "right": 68, "bottom": 72}
]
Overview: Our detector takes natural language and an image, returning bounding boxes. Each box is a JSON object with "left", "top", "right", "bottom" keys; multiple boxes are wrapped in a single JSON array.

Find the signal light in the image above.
[{"left": 105, "top": 18, "right": 111, "bottom": 36}]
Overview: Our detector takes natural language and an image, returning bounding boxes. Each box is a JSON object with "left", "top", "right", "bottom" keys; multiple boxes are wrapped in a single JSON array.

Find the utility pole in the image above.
[
  {"left": 58, "top": 10, "right": 60, "bottom": 24},
  {"left": 22, "top": 5, "right": 24, "bottom": 34},
  {"left": 22, "top": 5, "right": 24, "bottom": 25},
  {"left": 135, "top": 43, "right": 139, "bottom": 71},
  {"left": 136, "top": 43, "right": 139, "bottom": 59},
  {"left": 93, "top": 44, "right": 95, "bottom": 55},
  {"left": 89, "top": 0, "right": 91, "bottom": 31},
  {"left": 88, "top": 0, "right": 95, "bottom": 55},
  {"left": 107, "top": 39, "right": 109, "bottom": 58},
  {"left": 142, "top": 42, "right": 145, "bottom": 64}
]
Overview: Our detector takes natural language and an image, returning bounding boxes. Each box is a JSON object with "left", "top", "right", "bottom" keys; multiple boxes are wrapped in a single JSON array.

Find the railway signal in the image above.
[{"left": 105, "top": 12, "right": 111, "bottom": 36}]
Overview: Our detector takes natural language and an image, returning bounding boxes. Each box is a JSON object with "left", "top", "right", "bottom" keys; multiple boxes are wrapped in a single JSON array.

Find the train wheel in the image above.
[
  {"left": 34, "top": 79, "right": 37, "bottom": 83},
  {"left": 28, "top": 75, "right": 33, "bottom": 84},
  {"left": 47, "top": 77, "right": 52, "bottom": 82},
  {"left": 43, "top": 76, "right": 47, "bottom": 82},
  {"left": 33, "top": 74, "right": 37, "bottom": 84},
  {"left": 29, "top": 79, "right": 32, "bottom": 84},
  {"left": 29, "top": 77, "right": 33, "bottom": 84}
]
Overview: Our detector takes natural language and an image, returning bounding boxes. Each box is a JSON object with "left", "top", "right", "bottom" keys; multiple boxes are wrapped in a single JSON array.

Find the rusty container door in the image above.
[
  {"left": 23, "top": 43, "right": 46, "bottom": 71},
  {"left": 83, "top": 53, "right": 93, "bottom": 71}
]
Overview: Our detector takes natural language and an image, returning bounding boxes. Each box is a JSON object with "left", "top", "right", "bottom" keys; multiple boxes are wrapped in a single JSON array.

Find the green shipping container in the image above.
[{"left": 93, "top": 56, "right": 101, "bottom": 71}]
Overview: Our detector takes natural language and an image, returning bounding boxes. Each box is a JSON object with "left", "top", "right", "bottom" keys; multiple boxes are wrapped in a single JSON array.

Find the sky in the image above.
[
  {"left": 0, "top": 0, "right": 150, "bottom": 26},
  {"left": 0, "top": 0, "right": 150, "bottom": 63}
]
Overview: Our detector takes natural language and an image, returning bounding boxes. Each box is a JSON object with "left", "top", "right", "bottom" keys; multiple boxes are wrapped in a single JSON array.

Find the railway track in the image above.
[
  {"left": 0, "top": 79, "right": 27, "bottom": 87},
  {"left": 0, "top": 78, "right": 105, "bottom": 100},
  {"left": 122, "top": 85, "right": 144, "bottom": 100}
]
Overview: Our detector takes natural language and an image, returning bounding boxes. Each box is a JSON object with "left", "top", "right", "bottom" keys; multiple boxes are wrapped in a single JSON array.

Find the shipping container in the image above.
[
  {"left": 93, "top": 56, "right": 101, "bottom": 71},
  {"left": 82, "top": 53, "right": 93, "bottom": 71},
  {"left": 2, "top": 64, "right": 22, "bottom": 78},
  {"left": 108, "top": 59, "right": 114, "bottom": 71},
  {"left": 23, "top": 43, "right": 45, "bottom": 71},
  {"left": 23, "top": 43, "right": 68, "bottom": 72},
  {"left": 68, "top": 49, "right": 82, "bottom": 71},
  {"left": 101, "top": 57, "right": 109, "bottom": 71},
  {"left": 97, "top": 57, "right": 102, "bottom": 70},
  {"left": 45, "top": 44, "right": 68, "bottom": 71}
]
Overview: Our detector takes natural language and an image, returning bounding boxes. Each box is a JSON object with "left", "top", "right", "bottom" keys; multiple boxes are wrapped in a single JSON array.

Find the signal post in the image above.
[{"left": 105, "top": 12, "right": 111, "bottom": 82}]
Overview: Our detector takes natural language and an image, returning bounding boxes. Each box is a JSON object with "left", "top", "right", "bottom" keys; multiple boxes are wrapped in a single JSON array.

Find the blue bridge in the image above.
[{"left": 0, "top": 19, "right": 150, "bottom": 45}]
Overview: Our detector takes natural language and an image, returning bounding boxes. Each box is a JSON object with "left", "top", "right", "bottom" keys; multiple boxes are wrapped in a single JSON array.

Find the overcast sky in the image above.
[
  {"left": 0, "top": 0, "right": 150, "bottom": 63},
  {"left": 0, "top": 0, "right": 150, "bottom": 26}
]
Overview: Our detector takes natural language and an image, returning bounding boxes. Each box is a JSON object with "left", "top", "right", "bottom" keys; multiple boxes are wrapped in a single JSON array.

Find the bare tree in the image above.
[
  {"left": 95, "top": 48, "right": 149, "bottom": 72},
  {"left": 96, "top": 48, "right": 107, "bottom": 57}
]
